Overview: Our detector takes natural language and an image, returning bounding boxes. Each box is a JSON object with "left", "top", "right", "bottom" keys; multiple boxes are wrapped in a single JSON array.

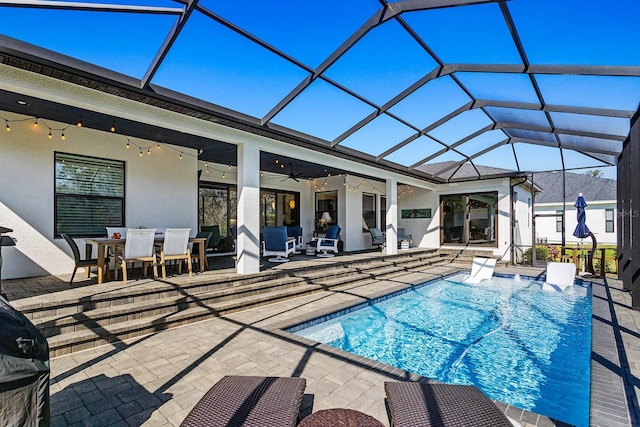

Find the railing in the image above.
[{"left": 513, "top": 243, "right": 618, "bottom": 276}]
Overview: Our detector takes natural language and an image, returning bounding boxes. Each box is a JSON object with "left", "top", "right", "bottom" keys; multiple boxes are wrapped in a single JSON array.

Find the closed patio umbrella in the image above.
[
  {"left": 572, "top": 193, "right": 590, "bottom": 239},
  {"left": 572, "top": 193, "right": 596, "bottom": 274}
]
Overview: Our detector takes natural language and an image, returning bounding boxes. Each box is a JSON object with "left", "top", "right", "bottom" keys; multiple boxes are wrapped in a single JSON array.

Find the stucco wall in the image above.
[{"left": 0, "top": 112, "right": 198, "bottom": 279}]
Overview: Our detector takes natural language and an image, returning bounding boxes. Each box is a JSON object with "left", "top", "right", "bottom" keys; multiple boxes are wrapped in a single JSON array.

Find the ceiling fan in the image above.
[{"left": 282, "top": 163, "right": 305, "bottom": 182}]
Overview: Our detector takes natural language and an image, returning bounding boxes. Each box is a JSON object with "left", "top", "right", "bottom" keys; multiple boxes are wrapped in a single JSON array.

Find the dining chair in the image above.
[
  {"left": 114, "top": 228, "right": 157, "bottom": 284},
  {"left": 61, "top": 233, "right": 110, "bottom": 285},
  {"left": 157, "top": 228, "right": 192, "bottom": 279}
]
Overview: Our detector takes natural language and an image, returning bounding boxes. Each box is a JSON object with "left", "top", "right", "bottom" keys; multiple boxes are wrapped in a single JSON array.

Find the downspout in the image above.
[{"left": 510, "top": 176, "right": 529, "bottom": 265}]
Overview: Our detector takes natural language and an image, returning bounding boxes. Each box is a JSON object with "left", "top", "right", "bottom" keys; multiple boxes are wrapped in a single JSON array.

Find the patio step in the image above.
[{"left": 19, "top": 248, "right": 481, "bottom": 356}]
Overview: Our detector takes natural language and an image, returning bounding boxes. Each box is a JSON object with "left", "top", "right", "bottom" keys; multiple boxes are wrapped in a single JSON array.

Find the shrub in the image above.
[{"left": 524, "top": 245, "right": 551, "bottom": 262}]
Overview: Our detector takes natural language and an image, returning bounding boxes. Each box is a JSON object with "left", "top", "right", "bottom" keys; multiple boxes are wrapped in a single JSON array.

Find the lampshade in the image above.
[
  {"left": 289, "top": 199, "right": 295, "bottom": 209},
  {"left": 320, "top": 212, "right": 332, "bottom": 222}
]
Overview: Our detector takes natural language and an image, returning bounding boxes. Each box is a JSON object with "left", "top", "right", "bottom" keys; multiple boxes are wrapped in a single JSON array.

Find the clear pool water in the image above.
[{"left": 288, "top": 273, "right": 592, "bottom": 427}]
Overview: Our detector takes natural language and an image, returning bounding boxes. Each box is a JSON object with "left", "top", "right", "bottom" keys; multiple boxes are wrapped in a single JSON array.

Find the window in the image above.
[
  {"left": 362, "top": 193, "right": 376, "bottom": 231},
  {"left": 55, "top": 152, "right": 124, "bottom": 237},
  {"left": 605, "top": 209, "right": 614, "bottom": 233},
  {"left": 556, "top": 210, "right": 563, "bottom": 232},
  {"left": 199, "top": 183, "right": 237, "bottom": 238},
  {"left": 315, "top": 191, "right": 337, "bottom": 234}
]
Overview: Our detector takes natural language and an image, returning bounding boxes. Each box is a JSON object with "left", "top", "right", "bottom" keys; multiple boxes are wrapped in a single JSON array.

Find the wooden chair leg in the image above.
[
  {"left": 121, "top": 261, "right": 128, "bottom": 284},
  {"left": 187, "top": 256, "right": 192, "bottom": 277},
  {"left": 161, "top": 259, "right": 167, "bottom": 280}
]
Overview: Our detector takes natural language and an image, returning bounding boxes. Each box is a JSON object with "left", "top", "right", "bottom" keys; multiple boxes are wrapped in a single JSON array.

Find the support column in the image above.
[
  {"left": 386, "top": 178, "right": 398, "bottom": 255},
  {"left": 236, "top": 142, "right": 260, "bottom": 274}
]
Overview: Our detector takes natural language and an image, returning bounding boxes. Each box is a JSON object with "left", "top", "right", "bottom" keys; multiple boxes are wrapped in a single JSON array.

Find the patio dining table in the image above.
[{"left": 85, "top": 237, "right": 207, "bottom": 284}]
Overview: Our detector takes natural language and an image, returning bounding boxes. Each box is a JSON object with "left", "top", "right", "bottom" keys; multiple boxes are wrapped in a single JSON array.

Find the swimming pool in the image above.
[{"left": 288, "top": 273, "right": 592, "bottom": 427}]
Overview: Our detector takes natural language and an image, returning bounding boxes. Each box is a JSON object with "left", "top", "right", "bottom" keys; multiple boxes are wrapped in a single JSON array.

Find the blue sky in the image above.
[{"left": 2, "top": 0, "right": 638, "bottom": 180}]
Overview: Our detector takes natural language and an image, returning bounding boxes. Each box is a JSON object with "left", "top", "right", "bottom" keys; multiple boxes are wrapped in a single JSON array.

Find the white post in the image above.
[
  {"left": 236, "top": 142, "right": 260, "bottom": 274},
  {"left": 386, "top": 178, "right": 398, "bottom": 255}
]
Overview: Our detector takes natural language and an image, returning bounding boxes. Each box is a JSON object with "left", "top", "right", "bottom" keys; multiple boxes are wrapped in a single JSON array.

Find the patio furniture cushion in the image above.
[
  {"left": 180, "top": 375, "right": 306, "bottom": 427},
  {"left": 384, "top": 381, "right": 512, "bottom": 427}
]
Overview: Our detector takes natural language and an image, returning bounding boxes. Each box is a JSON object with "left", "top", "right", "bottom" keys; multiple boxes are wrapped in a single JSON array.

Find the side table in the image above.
[{"left": 298, "top": 408, "right": 385, "bottom": 427}]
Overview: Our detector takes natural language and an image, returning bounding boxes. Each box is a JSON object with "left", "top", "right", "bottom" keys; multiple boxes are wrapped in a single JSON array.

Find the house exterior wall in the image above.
[
  {"left": 512, "top": 184, "right": 534, "bottom": 263},
  {"left": 0, "top": 112, "right": 198, "bottom": 279},
  {"left": 534, "top": 201, "right": 617, "bottom": 245},
  {"left": 397, "top": 178, "right": 526, "bottom": 262}
]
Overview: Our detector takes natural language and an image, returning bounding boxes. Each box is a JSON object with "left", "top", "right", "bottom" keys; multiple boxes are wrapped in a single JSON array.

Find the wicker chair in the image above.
[
  {"left": 384, "top": 382, "right": 512, "bottom": 427},
  {"left": 180, "top": 375, "right": 306, "bottom": 427}
]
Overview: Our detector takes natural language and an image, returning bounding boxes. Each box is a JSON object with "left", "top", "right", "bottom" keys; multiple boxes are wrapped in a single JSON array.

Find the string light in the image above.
[
  {"left": 156, "top": 143, "right": 160, "bottom": 149},
  {"left": 179, "top": 153, "right": 183, "bottom": 160},
  {"left": 5, "top": 121, "right": 9, "bottom": 131},
  {"left": 34, "top": 118, "right": 38, "bottom": 127},
  {"left": 110, "top": 120, "right": 116, "bottom": 133},
  {"left": 147, "top": 148, "right": 150, "bottom": 155},
  {"left": 61, "top": 130, "right": 65, "bottom": 140},
  {"left": 77, "top": 115, "right": 82, "bottom": 127},
  {"left": 126, "top": 140, "right": 130, "bottom": 149},
  {"left": 139, "top": 150, "right": 143, "bottom": 157},
  {"left": 48, "top": 129, "right": 52, "bottom": 139}
]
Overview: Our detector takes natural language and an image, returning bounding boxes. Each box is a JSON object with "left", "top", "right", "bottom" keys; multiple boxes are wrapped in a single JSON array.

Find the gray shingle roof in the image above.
[{"left": 532, "top": 171, "right": 616, "bottom": 204}]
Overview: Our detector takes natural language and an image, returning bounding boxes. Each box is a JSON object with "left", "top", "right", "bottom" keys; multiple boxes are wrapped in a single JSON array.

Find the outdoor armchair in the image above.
[
  {"left": 310, "top": 224, "right": 341, "bottom": 257},
  {"left": 61, "top": 233, "right": 110, "bottom": 284},
  {"left": 287, "top": 225, "right": 304, "bottom": 253},
  {"left": 114, "top": 228, "right": 157, "bottom": 284},
  {"left": 369, "top": 228, "right": 386, "bottom": 249},
  {"left": 262, "top": 226, "right": 296, "bottom": 262},
  {"left": 157, "top": 228, "right": 192, "bottom": 279}
]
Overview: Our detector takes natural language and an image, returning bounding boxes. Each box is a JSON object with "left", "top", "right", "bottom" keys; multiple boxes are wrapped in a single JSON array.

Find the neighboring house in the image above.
[{"left": 532, "top": 171, "right": 617, "bottom": 246}]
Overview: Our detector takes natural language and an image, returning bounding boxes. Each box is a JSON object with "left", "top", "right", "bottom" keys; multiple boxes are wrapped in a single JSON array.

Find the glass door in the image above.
[{"left": 441, "top": 192, "right": 497, "bottom": 246}]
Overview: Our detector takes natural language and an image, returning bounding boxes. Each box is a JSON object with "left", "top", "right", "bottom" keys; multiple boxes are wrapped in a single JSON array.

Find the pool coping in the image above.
[{"left": 267, "top": 269, "right": 629, "bottom": 427}]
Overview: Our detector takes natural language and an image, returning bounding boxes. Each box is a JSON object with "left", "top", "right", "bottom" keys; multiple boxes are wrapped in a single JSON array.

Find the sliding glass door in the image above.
[{"left": 441, "top": 192, "right": 497, "bottom": 246}]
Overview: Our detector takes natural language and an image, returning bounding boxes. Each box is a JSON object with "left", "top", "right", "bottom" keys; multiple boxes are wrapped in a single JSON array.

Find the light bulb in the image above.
[
  {"left": 156, "top": 143, "right": 160, "bottom": 149},
  {"left": 110, "top": 120, "right": 116, "bottom": 132},
  {"left": 61, "top": 131, "right": 65, "bottom": 140},
  {"left": 179, "top": 153, "right": 182, "bottom": 160},
  {"left": 126, "top": 142, "right": 130, "bottom": 149},
  {"left": 139, "top": 150, "right": 143, "bottom": 157},
  {"left": 77, "top": 116, "right": 82, "bottom": 127},
  {"left": 48, "top": 130, "right": 52, "bottom": 139},
  {"left": 147, "top": 148, "right": 150, "bottom": 155},
  {"left": 34, "top": 118, "right": 38, "bottom": 127},
  {"left": 5, "top": 122, "right": 9, "bottom": 131}
]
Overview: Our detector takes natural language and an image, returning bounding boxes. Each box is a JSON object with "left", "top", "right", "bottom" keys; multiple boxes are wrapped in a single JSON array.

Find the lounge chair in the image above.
[
  {"left": 262, "top": 226, "right": 296, "bottom": 262},
  {"left": 462, "top": 257, "right": 496, "bottom": 284},
  {"left": 180, "top": 375, "right": 306, "bottom": 427},
  {"left": 384, "top": 381, "right": 512, "bottom": 427},
  {"left": 542, "top": 261, "right": 577, "bottom": 292}
]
